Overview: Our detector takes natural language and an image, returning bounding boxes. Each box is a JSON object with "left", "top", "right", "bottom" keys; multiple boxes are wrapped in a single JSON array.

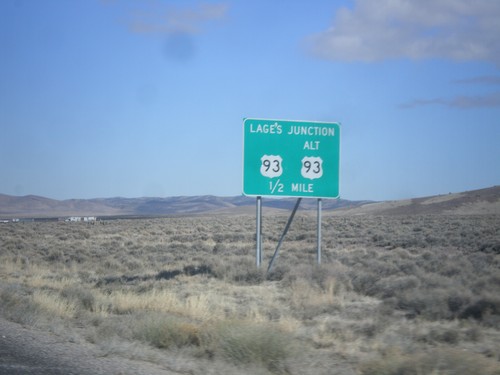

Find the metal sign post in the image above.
[
  {"left": 317, "top": 198, "right": 322, "bottom": 264},
  {"left": 267, "top": 198, "right": 302, "bottom": 274},
  {"left": 256, "top": 196, "right": 262, "bottom": 267}
]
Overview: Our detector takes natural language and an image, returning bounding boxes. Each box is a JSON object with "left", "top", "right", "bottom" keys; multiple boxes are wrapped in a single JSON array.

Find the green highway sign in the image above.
[{"left": 243, "top": 118, "right": 340, "bottom": 198}]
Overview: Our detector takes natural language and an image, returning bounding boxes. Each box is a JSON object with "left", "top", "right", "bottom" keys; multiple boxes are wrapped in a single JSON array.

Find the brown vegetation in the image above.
[{"left": 0, "top": 213, "right": 499, "bottom": 374}]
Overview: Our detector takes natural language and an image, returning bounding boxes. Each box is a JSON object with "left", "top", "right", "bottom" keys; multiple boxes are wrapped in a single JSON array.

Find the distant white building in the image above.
[
  {"left": 65, "top": 216, "right": 96, "bottom": 222},
  {"left": 0, "top": 218, "right": 20, "bottom": 223}
]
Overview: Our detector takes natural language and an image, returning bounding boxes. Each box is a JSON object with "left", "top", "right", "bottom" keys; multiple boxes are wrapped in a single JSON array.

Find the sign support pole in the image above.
[
  {"left": 267, "top": 198, "right": 302, "bottom": 274},
  {"left": 317, "top": 198, "right": 322, "bottom": 265},
  {"left": 256, "top": 196, "right": 262, "bottom": 267}
]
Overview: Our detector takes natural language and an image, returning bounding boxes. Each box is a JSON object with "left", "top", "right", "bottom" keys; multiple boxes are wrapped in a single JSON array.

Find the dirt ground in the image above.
[{"left": 0, "top": 317, "right": 178, "bottom": 375}]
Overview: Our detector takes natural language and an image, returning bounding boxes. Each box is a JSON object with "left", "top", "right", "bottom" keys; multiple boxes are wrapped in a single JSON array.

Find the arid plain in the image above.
[{"left": 1, "top": 188, "right": 499, "bottom": 374}]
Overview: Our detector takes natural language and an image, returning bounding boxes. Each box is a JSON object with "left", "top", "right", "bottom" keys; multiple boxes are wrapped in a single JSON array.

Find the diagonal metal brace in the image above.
[{"left": 267, "top": 198, "right": 302, "bottom": 274}]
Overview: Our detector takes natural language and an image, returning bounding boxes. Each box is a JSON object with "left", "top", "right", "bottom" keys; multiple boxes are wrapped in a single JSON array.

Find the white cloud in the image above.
[
  {"left": 308, "top": 0, "right": 500, "bottom": 64},
  {"left": 128, "top": 2, "right": 228, "bottom": 35}
]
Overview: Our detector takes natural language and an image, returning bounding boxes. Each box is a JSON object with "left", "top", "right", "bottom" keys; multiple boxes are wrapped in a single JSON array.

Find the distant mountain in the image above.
[
  {"left": 0, "top": 194, "right": 124, "bottom": 218},
  {"left": 0, "top": 194, "right": 367, "bottom": 219},
  {"left": 1, "top": 186, "right": 498, "bottom": 219}
]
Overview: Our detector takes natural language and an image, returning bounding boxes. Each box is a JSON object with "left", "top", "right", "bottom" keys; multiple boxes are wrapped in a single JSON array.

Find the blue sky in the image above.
[{"left": 1, "top": 0, "right": 499, "bottom": 201}]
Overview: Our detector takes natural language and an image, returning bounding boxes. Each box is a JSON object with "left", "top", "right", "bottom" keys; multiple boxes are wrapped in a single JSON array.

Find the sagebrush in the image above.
[{"left": 0, "top": 213, "right": 499, "bottom": 374}]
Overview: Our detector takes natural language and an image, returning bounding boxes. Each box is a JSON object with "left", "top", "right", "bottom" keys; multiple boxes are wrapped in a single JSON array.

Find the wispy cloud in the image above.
[
  {"left": 128, "top": 2, "right": 228, "bottom": 35},
  {"left": 399, "top": 92, "right": 500, "bottom": 109},
  {"left": 453, "top": 76, "right": 500, "bottom": 85},
  {"left": 119, "top": 2, "right": 228, "bottom": 62},
  {"left": 307, "top": 0, "right": 500, "bottom": 65}
]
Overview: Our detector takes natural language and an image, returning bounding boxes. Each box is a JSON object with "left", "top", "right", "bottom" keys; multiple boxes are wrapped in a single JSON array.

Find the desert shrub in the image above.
[
  {"left": 208, "top": 321, "right": 294, "bottom": 374},
  {"left": 133, "top": 313, "right": 200, "bottom": 349},
  {"left": 447, "top": 291, "right": 472, "bottom": 315},
  {"left": 286, "top": 270, "right": 342, "bottom": 320},
  {"left": 396, "top": 288, "right": 452, "bottom": 320},
  {"left": 382, "top": 279, "right": 498, "bottom": 322},
  {"left": 155, "top": 269, "right": 183, "bottom": 280},
  {"left": 359, "top": 347, "right": 500, "bottom": 375},
  {"left": 45, "top": 249, "right": 65, "bottom": 262},
  {"left": 281, "top": 263, "right": 350, "bottom": 292},
  {"left": 124, "top": 259, "right": 143, "bottom": 271},
  {"left": 368, "top": 275, "right": 420, "bottom": 298},
  {"left": 398, "top": 259, "right": 417, "bottom": 275},
  {"left": 309, "top": 264, "right": 340, "bottom": 290},
  {"left": 413, "top": 325, "right": 461, "bottom": 345},
  {"left": 266, "top": 264, "right": 290, "bottom": 281},
  {"left": 86, "top": 317, "right": 130, "bottom": 344},
  {"left": 460, "top": 296, "right": 500, "bottom": 326},
  {"left": 233, "top": 266, "right": 265, "bottom": 284},
  {"left": 0, "top": 285, "right": 41, "bottom": 326},
  {"left": 209, "top": 257, "right": 265, "bottom": 284},
  {"left": 32, "top": 290, "right": 77, "bottom": 318},
  {"left": 429, "top": 327, "right": 460, "bottom": 344},
  {"left": 72, "top": 228, "right": 91, "bottom": 240},
  {"left": 468, "top": 252, "right": 495, "bottom": 273},
  {"left": 191, "top": 240, "right": 215, "bottom": 253},
  {"left": 351, "top": 272, "right": 380, "bottom": 295},
  {"left": 60, "top": 285, "right": 96, "bottom": 312},
  {"left": 11, "top": 254, "right": 31, "bottom": 268},
  {"left": 478, "top": 240, "right": 500, "bottom": 254},
  {"left": 0, "top": 285, "right": 26, "bottom": 314},
  {"left": 183, "top": 264, "right": 213, "bottom": 277},
  {"left": 464, "top": 326, "right": 483, "bottom": 342}
]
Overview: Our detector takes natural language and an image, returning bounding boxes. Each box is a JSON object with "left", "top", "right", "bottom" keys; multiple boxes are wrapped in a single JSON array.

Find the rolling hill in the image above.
[
  {"left": 0, "top": 194, "right": 366, "bottom": 219},
  {"left": 331, "top": 186, "right": 500, "bottom": 216},
  {"left": 0, "top": 186, "right": 498, "bottom": 219}
]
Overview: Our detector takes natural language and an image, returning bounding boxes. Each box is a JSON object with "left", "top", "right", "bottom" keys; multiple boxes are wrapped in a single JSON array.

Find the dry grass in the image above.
[
  {"left": 0, "top": 213, "right": 499, "bottom": 374},
  {"left": 360, "top": 347, "right": 500, "bottom": 375}
]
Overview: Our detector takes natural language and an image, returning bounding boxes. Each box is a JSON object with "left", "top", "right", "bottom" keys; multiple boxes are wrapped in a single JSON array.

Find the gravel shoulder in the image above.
[{"left": 0, "top": 317, "right": 179, "bottom": 375}]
